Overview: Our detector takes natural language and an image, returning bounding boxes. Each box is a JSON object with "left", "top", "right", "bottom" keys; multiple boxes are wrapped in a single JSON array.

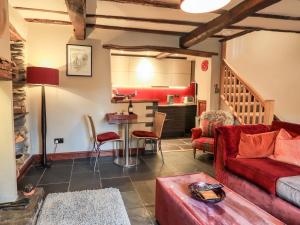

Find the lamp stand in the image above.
[{"left": 41, "top": 85, "right": 51, "bottom": 168}]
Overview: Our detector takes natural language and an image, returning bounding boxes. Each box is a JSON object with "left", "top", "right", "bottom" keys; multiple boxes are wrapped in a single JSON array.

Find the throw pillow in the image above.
[
  {"left": 201, "top": 119, "right": 223, "bottom": 137},
  {"left": 237, "top": 131, "right": 278, "bottom": 158},
  {"left": 269, "top": 129, "right": 300, "bottom": 167}
]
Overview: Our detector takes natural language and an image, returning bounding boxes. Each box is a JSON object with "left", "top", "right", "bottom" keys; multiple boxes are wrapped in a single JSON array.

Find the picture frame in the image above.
[{"left": 66, "top": 44, "right": 92, "bottom": 77}]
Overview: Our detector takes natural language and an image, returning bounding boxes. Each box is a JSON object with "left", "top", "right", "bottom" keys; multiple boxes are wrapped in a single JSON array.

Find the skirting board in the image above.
[
  {"left": 17, "top": 148, "right": 144, "bottom": 181},
  {"left": 32, "top": 148, "right": 145, "bottom": 161}
]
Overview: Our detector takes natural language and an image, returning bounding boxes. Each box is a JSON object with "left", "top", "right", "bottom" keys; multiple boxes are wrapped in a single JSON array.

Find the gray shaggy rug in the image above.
[{"left": 36, "top": 188, "right": 131, "bottom": 225}]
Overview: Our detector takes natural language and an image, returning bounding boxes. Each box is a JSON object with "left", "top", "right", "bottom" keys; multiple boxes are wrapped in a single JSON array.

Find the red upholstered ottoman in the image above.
[{"left": 155, "top": 173, "right": 284, "bottom": 225}]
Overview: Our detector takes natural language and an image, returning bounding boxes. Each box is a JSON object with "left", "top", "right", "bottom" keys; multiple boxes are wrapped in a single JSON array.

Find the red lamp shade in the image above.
[{"left": 27, "top": 66, "right": 59, "bottom": 86}]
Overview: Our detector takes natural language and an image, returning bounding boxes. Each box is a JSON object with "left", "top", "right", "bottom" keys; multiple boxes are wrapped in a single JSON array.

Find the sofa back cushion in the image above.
[
  {"left": 216, "top": 125, "right": 271, "bottom": 159},
  {"left": 272, "top": 120, "right": 300, "bottom": 135},
  {"left": 269, "top": 129, "right": 300, "bottom": 167},
  {"left": 237, "top": 131, "right": 278, "bottom": 158}
]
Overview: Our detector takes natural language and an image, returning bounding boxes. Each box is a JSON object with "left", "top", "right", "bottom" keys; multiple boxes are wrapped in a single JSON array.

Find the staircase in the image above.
[{"left": 220, "top": 59, "right": 274, "bottom": 125}]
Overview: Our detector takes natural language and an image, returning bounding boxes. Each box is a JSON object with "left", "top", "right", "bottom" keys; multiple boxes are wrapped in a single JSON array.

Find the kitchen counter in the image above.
[
  {"left": 111, "top": 99, "right": 159, "bottom": 103},
  {"left": 158, "top": 104, "right": 197, "bottom": 138},
  {"left": 158, "top": 103, "right": 196, "bottom": 107}
]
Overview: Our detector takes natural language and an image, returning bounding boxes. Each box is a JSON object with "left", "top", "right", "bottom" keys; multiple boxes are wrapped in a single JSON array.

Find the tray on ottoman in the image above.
[{"left": 155, "top": 173, "right": 285, "bottom": 225}]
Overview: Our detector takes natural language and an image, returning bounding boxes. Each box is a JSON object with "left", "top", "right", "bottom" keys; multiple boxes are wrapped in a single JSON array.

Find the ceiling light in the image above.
[{"left": 180, "top": 0, "right": 231, "bottom": 14}]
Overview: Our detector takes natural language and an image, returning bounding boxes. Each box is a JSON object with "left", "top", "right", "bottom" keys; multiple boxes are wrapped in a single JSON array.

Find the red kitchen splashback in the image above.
[{"left": 114, "top": 83, "right": 196, "bottom": 104}]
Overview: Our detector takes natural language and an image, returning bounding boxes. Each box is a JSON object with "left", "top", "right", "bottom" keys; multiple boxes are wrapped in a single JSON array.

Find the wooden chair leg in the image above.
[{"left": 193, "top": 148, "right": 196, "bottom": 159}]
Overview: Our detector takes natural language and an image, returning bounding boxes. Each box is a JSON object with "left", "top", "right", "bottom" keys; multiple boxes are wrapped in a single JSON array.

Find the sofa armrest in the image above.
[{"left": 191, "top": 128, "right": 202, "bottom": 140}]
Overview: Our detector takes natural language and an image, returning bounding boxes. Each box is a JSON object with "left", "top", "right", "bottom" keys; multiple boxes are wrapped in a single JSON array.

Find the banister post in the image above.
[
  {"left": 219, "top": 42, "right": 226, "bottom": 106},
  {"left": 263, "top": 100, "right": 275, "bottom": 125}
]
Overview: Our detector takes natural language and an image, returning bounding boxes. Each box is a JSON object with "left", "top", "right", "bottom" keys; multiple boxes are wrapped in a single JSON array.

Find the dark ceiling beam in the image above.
[
  {"left": 219, "top": 29, "right": 259, "bottom": 42},
  {"left": 100, "top": 0, "right": 179, "bottom": 9},
  {"left": 25, "top": 18, "right": 72, "bottom": 25},
  {"left": 24, "top": 17, "right": 300, "bottom": 38},
  {"left": 65, "top": 0, "right": 86, "bottom": 40},
  {"left": 86, "top": 14, "right": 202, "bottom": 26},
  {"left": 227, "top": 25, "right": 300, "bottom": 34},
  {"left": 14, "top": 7, "right": 68, "bottom": 15},
  {"left": 87, "top": 23, "right": 187, "bottom": 36},
  {"left": 180, "top": 0, "right": 282, "bottom": 48},
  {"left": 15, "top": 5, "right": 300, "bottom": 22},
  {"left": 103, "top": 44, "right": 218, "bottom": 57},
  {"left": 156, "top": 52, "right": 172, "bottom": 59},
  {"left": 87, "top": 23, "right": 225, "bottom": 38},
  {"left": 252, "top": 13, "right": 300, "bottom": 21}
]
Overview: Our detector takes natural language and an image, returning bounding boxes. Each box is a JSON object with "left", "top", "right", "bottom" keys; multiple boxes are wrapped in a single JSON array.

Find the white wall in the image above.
[
  {"left": 111, "top": 56, "right": 191, "bottom": 87},
  {"left": 226, "top": 31, "right": 300, "bottom": 123},
  {"left": 194, "top": 57, "right": 212, "bottom": 110},
  {"left": 0, "top": 0, "right": 18, "bottom": 203},
  {"left": 26, "top": 23, "right": 221, "bottom": 154}
]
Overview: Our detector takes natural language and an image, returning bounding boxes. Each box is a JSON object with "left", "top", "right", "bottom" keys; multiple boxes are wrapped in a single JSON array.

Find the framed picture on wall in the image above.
[{"left": 66, "top": 44, "right": 92, "bottom": 77}]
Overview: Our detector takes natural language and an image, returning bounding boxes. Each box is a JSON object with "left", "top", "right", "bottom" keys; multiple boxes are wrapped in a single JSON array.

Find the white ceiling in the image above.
[{"left": 8, "top": 0, "right": 300, "bottom": 42}]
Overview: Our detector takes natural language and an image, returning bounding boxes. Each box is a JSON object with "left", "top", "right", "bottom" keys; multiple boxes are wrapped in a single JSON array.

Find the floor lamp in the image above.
[{"left": 27, "top": 67, "right": 59, "bottom": 168}]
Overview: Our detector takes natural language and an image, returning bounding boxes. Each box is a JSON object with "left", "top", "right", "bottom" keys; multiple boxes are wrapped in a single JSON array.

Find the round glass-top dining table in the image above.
[{"left": 107, "top": 119, "right": 148, "bottom": 167}]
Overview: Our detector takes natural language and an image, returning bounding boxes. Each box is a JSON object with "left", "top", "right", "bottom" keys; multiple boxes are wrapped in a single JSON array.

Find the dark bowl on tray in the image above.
[{"left": 188, "top": 182, "right": 226, "bottom": 204}]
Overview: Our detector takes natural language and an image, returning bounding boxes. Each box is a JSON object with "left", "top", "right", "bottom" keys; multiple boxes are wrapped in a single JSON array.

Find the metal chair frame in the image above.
[
  {"left": 85, "top": 115, "right": 123, "bottom": 172},
  {"left": 130, "top": 112, "right": 166, "bottom": 164}
]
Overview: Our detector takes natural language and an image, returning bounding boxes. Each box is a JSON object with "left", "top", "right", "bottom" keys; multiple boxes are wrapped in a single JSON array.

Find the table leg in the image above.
[
  {"left": 114, "top": 123, "right": 140, "bottom": 167},
  {"left": 125, "top": 122, "right": 129, "bottom": 166}
]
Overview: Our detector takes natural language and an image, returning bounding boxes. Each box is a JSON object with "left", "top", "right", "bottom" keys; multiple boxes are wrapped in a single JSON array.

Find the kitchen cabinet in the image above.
[
  {"left": 158, "top": 104, "right": 197, "bottom": 138},
  {"left": 111, "top": 56, "right": 191, "bottom": 87}
]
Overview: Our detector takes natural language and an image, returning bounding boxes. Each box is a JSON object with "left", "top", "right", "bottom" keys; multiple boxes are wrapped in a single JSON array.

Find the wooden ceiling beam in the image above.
[
  {"left": 100, "top": 0, "right": 179, "bottom": 9},
  {"left": 219, "top": 29, "right": 259, "bottom": 42},
  {"left": 103, "top": 44, "right": 218, "bottom": 57},
  {"left": 252, "top": 13, "right": 300, "bottom": 21},
  {"left": 65, "top": 0, "right": 86, "bottom": 40},
  {"left": 86, "top": 23, "right": 187, "bottom": 36},
  {"left": 15, "top": 6, "right": 300, "bottom": 22},
  {"left": 25, "top": 18, "right": 72, "bottom": 25},
  {"left": 180, "top": 0, "right": 282, "bottom": 48},
  {"left": 86, "top": 14, "right": 203, "bottom": 26},
  {"left": 156, "top": 52, "right": 172, "bottom": 59}
]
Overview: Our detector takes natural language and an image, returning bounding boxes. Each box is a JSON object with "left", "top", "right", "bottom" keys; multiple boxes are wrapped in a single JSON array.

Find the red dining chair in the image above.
[
  {"left": 130, "top": 112, "right": 166, "bottom": 164},
  {"left": 86, "top": 115, "right": 123, "bottom": 172}
]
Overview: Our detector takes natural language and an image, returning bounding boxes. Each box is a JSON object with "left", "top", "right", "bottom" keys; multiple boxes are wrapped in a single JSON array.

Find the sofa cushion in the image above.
[
  {"left": 216, "top": 125, "right": 271, "bottom": 160},
  {"left": 237, "top": 131, "right": 278, "bottom": 158},
  {"left": 269, "top": 129, "right": 300, "bottom": 167},
  {"left": 226, "top": 157, "right": 300, "bottom": 194},
  {"left": 277, "top": 176, "right": 300, "bottom": 208},
  {"left": 192, "top": 137, "right": 214, "bottom": 153}
]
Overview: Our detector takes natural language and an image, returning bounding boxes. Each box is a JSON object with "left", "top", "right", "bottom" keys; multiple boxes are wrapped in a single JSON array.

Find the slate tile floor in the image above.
[{"left": 18, "top": 138, "right": 214, "bottom": 225}]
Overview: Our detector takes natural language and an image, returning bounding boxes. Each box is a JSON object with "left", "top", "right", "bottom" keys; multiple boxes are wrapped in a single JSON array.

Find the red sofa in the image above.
[{"left": 214, "top": 121, "right": 300, "bottom": 225}]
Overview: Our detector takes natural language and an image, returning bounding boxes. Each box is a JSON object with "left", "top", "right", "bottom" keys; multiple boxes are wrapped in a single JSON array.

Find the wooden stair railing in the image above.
[{"left": 220, "top": 59, "right": 274, "bottom": 125}]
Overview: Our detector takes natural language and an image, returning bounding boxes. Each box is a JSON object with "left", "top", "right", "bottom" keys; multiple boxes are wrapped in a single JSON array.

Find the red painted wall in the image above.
[{"left": 113, "top": 83, "right": 196, "bottom": 104}]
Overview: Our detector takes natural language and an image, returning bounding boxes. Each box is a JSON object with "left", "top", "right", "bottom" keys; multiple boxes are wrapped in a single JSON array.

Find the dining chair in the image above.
[
  {"left": 130, "top": 112, "right": 166, "bottom": 164},
  {"left": 85, "top": 115, "right": 123, "bottom": 172}
]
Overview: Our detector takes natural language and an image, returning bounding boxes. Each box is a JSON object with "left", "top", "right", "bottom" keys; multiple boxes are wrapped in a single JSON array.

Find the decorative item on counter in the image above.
[
  {"left": 112, "top": 94, "right": 126, "bottom": 102},
  {"left": 188, "top": 182, "right": 225, "bottom": 203},
  {"left": 128, "top": 100, "right": 134, "bottom": 114}
]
